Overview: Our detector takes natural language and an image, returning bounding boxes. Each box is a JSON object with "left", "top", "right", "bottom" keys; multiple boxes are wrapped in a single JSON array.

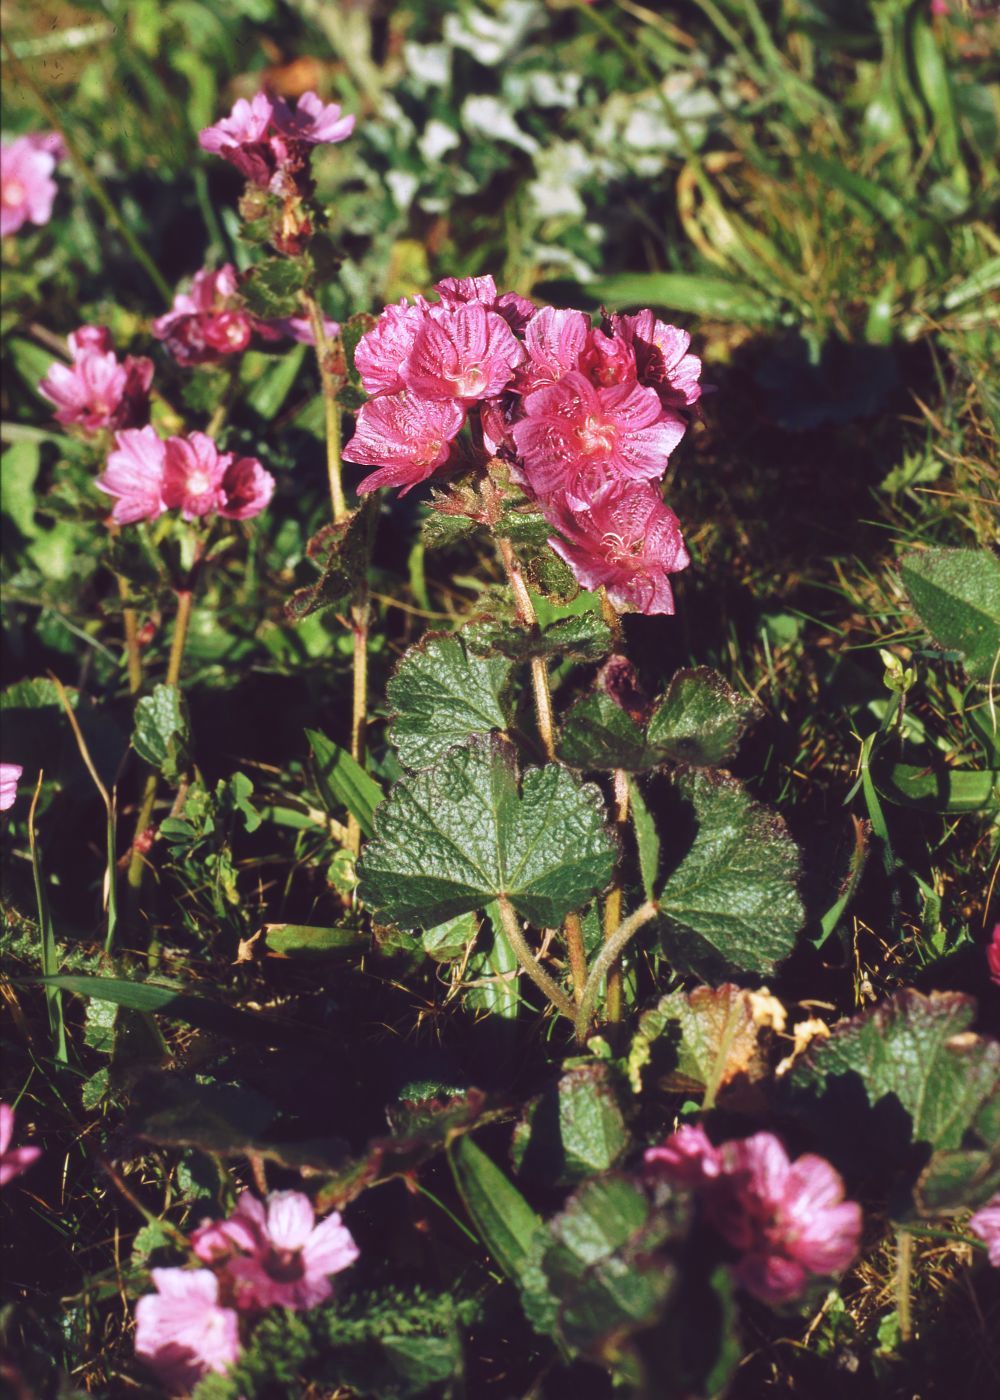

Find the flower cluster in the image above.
[
  {"left": 0, "top": 131, "right": 64, "bottom": 237},
  {"left": 96, "top": 426, "right": 274, "bottom": 526},
  {"left": 645, "top": 1126, "right": 862, "bottom": 1304},
  {"left": 199, "top": 90, "right": 354, "bottom": 198},
  {"left": 135, "top": 1189, "right": 358, "bottom": 1393},
  {"left": 0, "top": 1101, "right": 40, "bottom": 1187},
  {"left": 343, "top": 276, "right": 700, "bottom": 614},
  {"left": 0, "top": 764, "right": 22, "bottom": 813},
  {"left": 39, "top": 325, "right": 153, "bottom": 434},
  {"left": 153, "top": 263, "right": 339, "bottom": 367}
]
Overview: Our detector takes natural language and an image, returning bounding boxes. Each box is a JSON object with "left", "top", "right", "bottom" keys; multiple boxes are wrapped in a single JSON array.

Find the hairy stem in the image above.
[
  {"left": 563, "top": 912, "right": 588, "bottom": 1004},
  {"left": 1, "top": 38, "right": 171, "bottom": 303},
  {"left": 347, "top": 587, "right": 370, "bottom": 857},
  {"left": 576, "top": 900, "right": 658, "bottom": 1042},
  {"left": 603, "top": 767, "right": 631, "bottom": 1023},
  {"left": 116, "top": 574, "right": 143, "bottom": 697},
  {"left": 496, "top": 536, "right": 557, "bottom": 761},
  {"left": 302, "top": 290, "right": 347, "bottom": 523},
  {"left": 896, "top": 1228, "right": 913, "bottom": 1343},
  {"left": 496, "top": 897, "right": 577, "bottom": 1023}
]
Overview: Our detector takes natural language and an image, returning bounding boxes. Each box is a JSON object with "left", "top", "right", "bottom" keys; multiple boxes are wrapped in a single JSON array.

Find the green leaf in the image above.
[
  {"left": 387, "top": 632, "right": 515, "bottom": 770},
  {"left": 900, "top": 548, "right": 1000, "bottom": 683},
  {"left": 587, "top": 272, "right": 784, "bottom": 325},
  {"left": 877, "top": 761, "right": 999, "bottom": 813},
  {"left": 627, "top": 984, "right": 778, "bottom": 1103},
  {"left": 241, "top": 256, "right": 310, "bottom": 318},
  {"left": 422, "top": 910, "right": 478, "bottom": 962},
  {"left": 286, "top": 507, "right": 373, "bottom": 621},
  {"left": 511, "top": 1062, "right": 631, "bottom": 1187},
  {"left": 913, "top": 1149, "right": 1000, "bottom": 1217},
  {"left": 646, "top": 668, "right": 760, "bottom": 767},
  {"left": 541, "top": 1175, "right": 679, "bottom": 1357},
  {"left": 132, "top": 683, "right": 190, "bottom": 782},
  {"left": 342, "top": 311, "right": 377, "bottom": 376},
  {"left": 560, "top": 668, "right": 758, "bottom": 772},
  {"left": 558, "top": 692, "right": 652, "bottom": 770},
  {"left": 449, "top": 1136, "right": 557, "bottom": 1337},
  {"left": 468, "top": 612, "right": 612, "bottom": 664},
  {"left": 659, "top": 771, "right": 804, "bottom": 978},
  {"left": 242, "top": 343, "right": 307, "bottom": 420},
  {"left": 263, "top": 924, "right": 368, "bottom": 960},
  {"left": 306, "top": 728, "right": 383, "bottom": 838},
  {"left": 357, "top": 735, "right": 616, "bottom": 929},
  {"left": 629, "top": 778, "right": 661, "bottom": 904},
  {"left": 789, "top": 990, "right": 1000, "bottom": 1169}
]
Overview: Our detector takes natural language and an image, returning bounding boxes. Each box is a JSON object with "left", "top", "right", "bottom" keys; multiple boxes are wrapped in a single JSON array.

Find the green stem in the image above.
[
  {"left": 117, "top": 573, "right": 143, "bottom": 697},
  {"left": 576, "top": 900, "right": 658, "bottom": 1043},
  {"left": 496, "top": 536, "right": 557, "bottom": 761},
  {"left": 126, "top": 588, "right": 195, "bottom": 926},
  {"left": 1, "top": 37, "right": 171, "bottom": 303},
  {"left": 496, "top": 897, "right": 576, "bottom": 1023},
  {"left": 896, "top": 1228, "right": 913, "bottom": 1343},
  {"left": 302, "top": 290, "right": 346, "bottom": 522}
]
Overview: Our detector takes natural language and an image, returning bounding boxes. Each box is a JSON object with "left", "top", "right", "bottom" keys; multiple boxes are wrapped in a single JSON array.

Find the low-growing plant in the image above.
[{"left": 2, "top": 3, "right": 997, "bottom": 1398}]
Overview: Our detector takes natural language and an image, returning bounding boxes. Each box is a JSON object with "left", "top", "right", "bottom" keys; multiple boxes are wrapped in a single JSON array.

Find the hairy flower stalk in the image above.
[
  {"left": 575, "top": 900, "right": 658, "bottom": 1042},
  {"left": 496, "top": 897, "right": 577, "bottom": 1022}
]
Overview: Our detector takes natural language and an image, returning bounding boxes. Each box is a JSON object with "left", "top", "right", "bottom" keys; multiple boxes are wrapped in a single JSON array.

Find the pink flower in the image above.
[
  {"left": 1, "top": 133, "right": 62, "bottom": 237},
  {"left": 0, "top": 1102, "right": 41, "bottom": 1186},
  {"left": 218, "top": 455, "right": 275, "bottom": 519},
  {"left": 153, "top": 265, "right": 255, "bottom": 366},
  {"left": 545, "top": 484, "right": 690, "bottom": 615},
  {"left": 134, "top": 1268, "right": 240, "bottom": 1394},
  {"left": 200, "top": 90, "right": 353, "bottom": 192},
  {"left": 39, "top": 325, "right": 153, "bottom": 434},
  {"left": 644, "top": 1124, "right": 722, "bottom": 1185},
  {"left": 271, "top": 91, "right": 355, "bottom": 146},
  {"left": 258, "top": 312, "right": 340, "bottom": 346},
  {"left": 343, "top": 392, "right": 466, "bottom": 495},
  {"left": 198, "top": 91, "right": 276, "bottom": 187},
  {"left": 517, "top": 306, "right": 590, "bottom": 393},
  {"left": 404, "top": 303, "right": 524, "bottom": 402},
  {"left": 192, "top": 1190, "right": 358, "bottom": 1312},
  {"left": 434, "top": 275, "right": 535, "bottom": 334},
  {"left": 96, "top": 426, "right": 167, "bottom": 525},
  {"left": 354, "top": 298, "right": 429, "bottom": 396},
  {"left": 162, "top": 432, "right": 229, "bottom": 520},
  {"left": 513, "top": 370, "right": 686, "bottom": 506},
  {"left": 0, "top": 764, "right": 23, "bottom": 813},
  {"left": 969, "top": 1195, "right": 1000, "bottom": 1267},
  {"left": 987, "top": 926, "right": 1000, "bottom": 987},
  {"left": 609, "top": 311, "right": 703, "bottom": 410},
  {"left": 647, "top": 1128, "right": 862, "bottom": 1305}
]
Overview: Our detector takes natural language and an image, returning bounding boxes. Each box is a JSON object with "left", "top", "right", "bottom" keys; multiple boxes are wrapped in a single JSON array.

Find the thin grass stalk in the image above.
[{"left": 28, "top": 773, "right": 67, "bottom": 1062}]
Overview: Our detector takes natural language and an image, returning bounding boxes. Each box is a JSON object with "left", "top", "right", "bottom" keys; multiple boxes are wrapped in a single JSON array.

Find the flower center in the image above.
[
  {"left": 601, "top": 531, "right": 644, "bottom": 565},
  {"left": 576, "top": 415, "right": 616, "bottom": 455},
  {"left": 187, "top": 470, "right": 212, "bottom": 496},
  {"left": 264, "top": 1246, "right": 306, "bottom": 1283},
  {"left": 3, "top": 180, "right": 26, "bottom": 206},
  {"left": 448, "top": 365, "right": 486, "bottom": 397}
]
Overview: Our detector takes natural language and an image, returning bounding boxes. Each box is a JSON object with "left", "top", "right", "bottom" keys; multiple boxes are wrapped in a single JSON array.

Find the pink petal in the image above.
[{"left": 265, "top": 1190, "right": 316, "bottom": 1251}]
